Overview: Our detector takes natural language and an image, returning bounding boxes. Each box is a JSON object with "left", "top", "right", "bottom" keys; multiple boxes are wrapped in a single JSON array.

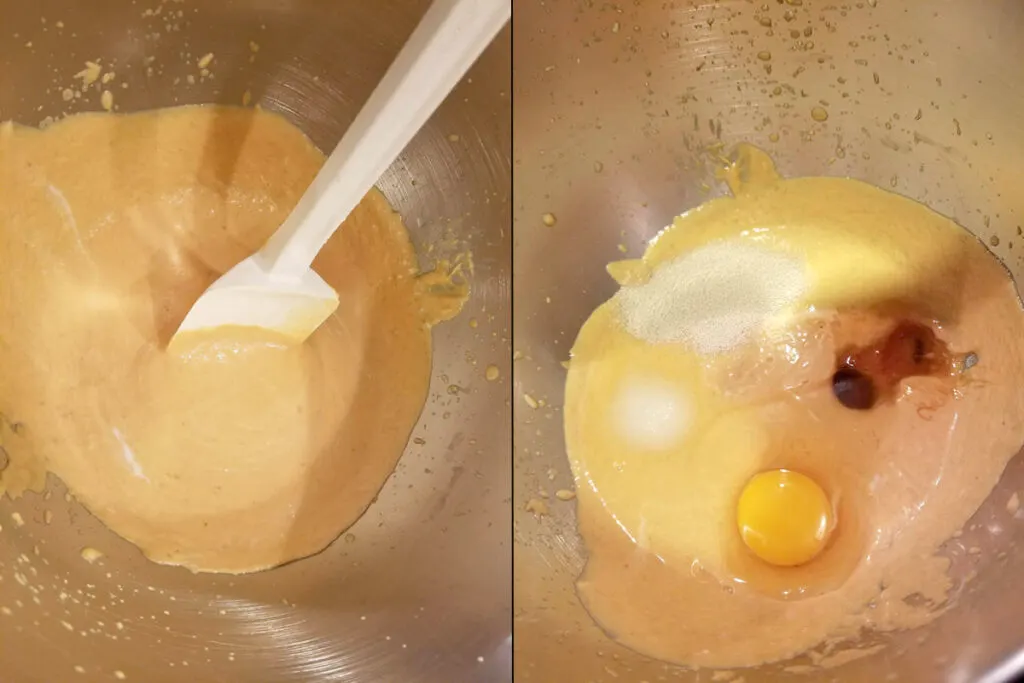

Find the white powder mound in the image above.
[
  {"left": 616, "top": 241, "right": 807, "bottom": 354},
  {"left": 613, "top": 377, "right": 691, "bottom": 451}
]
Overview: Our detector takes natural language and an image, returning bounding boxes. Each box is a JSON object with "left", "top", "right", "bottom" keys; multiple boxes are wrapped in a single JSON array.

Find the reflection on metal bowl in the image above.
[
  {"left": 513, "top": 1, "right": 1024, "bottom": 681},
  {"left": 0, "top": 1, "right": 510, "bottom": 681}
]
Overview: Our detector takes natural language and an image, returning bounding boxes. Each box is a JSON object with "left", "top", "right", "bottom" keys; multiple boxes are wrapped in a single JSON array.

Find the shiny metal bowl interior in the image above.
[
  {"left": 513, "top": 1, "right": 1024, "bottom": 681},
  {"left": 0, "top": 1, "right": 510, "bottom": 681}
]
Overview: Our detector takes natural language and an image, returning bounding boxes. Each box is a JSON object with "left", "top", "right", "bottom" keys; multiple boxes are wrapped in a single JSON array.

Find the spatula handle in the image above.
[{"left": 258, "top": 0, "right": 510, "bottom": 279}]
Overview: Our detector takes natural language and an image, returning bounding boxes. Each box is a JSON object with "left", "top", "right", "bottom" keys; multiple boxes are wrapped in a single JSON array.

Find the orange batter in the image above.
[{"left": 0, "top": 106, "right": 463, "bottom": 574}]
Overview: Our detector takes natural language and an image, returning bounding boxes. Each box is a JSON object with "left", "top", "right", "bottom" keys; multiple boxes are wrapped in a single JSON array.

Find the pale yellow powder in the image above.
[{"left": 616, "top": 241, "right": 806, "bottom": 354}]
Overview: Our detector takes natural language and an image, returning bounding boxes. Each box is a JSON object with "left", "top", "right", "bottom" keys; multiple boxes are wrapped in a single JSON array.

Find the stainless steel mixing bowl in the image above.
[
  {"left": 0, "top": 1, "right": 510, "bottom": 681},
  {"left": 513, "top": 1, "right": 1024, "bottom": 681}
]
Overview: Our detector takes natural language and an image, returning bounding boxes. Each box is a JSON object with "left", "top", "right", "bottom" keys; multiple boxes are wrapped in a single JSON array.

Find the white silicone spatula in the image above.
[{"left": 169, "top": 0, "right": 510, "bottom": 348}]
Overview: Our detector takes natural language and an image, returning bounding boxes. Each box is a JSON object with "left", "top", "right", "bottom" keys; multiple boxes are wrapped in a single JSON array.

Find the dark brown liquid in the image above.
[{"left": 832, "top": 320, "right": 954, "bottom": 410}]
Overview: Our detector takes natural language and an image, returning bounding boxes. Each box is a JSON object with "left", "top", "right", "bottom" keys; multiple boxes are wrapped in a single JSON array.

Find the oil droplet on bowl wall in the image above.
[{"left": 80, "top": 547, "right": 104, "bottom": 564}]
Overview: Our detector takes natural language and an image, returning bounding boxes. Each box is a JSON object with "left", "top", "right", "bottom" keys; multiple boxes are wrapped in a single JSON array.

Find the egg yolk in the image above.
[{"left": 736, "top": 469, "right": 834, "bottom": 567}]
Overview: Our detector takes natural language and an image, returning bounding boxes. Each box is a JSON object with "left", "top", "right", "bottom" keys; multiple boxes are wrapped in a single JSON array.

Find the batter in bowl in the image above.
[
  {"left": 0, "top": 106, "right": 464, "bottom": 574},
  {"left": 563, "top": 145, "right": 1024, "bottom": 668}
]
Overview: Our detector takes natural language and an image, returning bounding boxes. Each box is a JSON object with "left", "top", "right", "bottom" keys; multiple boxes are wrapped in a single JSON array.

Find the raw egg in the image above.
[{"left": 736, "top": 469, "right": 833, "bottom": 567}]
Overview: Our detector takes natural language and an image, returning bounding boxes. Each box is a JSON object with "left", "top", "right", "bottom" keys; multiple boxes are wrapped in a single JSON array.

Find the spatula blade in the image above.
[{"left": 170, "top": 257, "right": 339, "bottom": 350}]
